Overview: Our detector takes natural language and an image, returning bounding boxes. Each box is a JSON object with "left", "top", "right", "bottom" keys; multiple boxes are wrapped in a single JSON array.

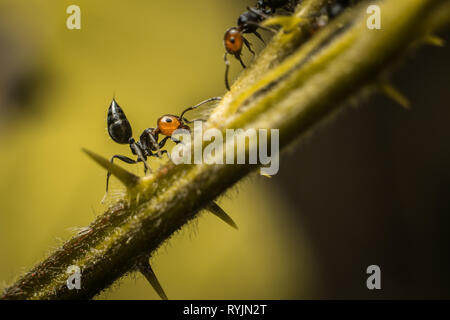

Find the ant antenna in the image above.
[
  {"left": 237, "top": 54, "right": 246, "bottom": 69},
  {"left": 224, "top": 53, "right": 231, "bottom": 91},
  {"left": 246, "top": 7, "right": 278, "bottom": 34},
  {"left": 247, "top": 6, "right": 270, "bottom": 20},
  {"left": 179, "top": 97, "right": 222, "bottom": 120}
]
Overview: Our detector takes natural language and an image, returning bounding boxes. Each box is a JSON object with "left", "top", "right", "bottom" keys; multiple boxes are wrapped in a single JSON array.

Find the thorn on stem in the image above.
[
  {"left": 137, "top": 257, "right": 168, "bottom": 300},
  {"left": 82, "top": 148, "right": 140, "bottom": 190},
  {"left": 206, "top": 202, "right": 238, "bottom": 230},
  {"left": 423, "top": 34, "right": 445, "bottom": 47},
  {"left": 378, "top": 82, "right": 410, "bottom": 109}
]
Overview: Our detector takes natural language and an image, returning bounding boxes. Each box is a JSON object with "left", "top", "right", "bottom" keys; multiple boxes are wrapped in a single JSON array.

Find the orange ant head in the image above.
[
  {"left": 224, "top": 27, "right": 243, "bottom": 55},
  {"left": 157, "top": 115, "right": 189, "bottom": 137}
]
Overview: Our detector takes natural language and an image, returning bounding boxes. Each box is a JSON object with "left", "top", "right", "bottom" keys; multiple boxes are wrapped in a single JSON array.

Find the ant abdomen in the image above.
[{"left": 107, "top": 99, "right": 133, "bottom": 144}]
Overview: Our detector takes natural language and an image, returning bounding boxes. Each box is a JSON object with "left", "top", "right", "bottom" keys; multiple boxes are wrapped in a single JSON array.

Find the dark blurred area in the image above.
[
  {"left": 273, "top": 29, "right": 450, "bottom": 299},
  {"left": 0, "top": 21, "right": 49, "bottom": 124}
]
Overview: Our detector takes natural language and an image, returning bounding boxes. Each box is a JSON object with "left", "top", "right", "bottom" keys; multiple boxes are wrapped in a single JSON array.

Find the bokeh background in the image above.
[{"left": 0, "top": 0, "right": 449, "bottom": 299}]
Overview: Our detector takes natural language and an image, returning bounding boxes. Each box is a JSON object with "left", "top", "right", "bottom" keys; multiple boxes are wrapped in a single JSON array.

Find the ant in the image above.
[
  {"left": 256, "top": 0, "right": 292, "bottom": 14},
  {"left": 223, "top": 1, "right": 294, "bottom": 90},
  {"left": 223, "top": 9, "right": 267, "bottom": 91},
  {"left": 103, "top": 96, "right": 222, "bottom": 198}
]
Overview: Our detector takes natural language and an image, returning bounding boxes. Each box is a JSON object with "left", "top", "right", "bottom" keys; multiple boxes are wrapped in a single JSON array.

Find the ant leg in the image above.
[
  {"left": 147, "top": 135, "right": 169, "bottom": 159},
  {"left": 171, "top": 137, "right": 183, "bottom": 144},
  {"left": 130, "top": 142, "right": 151, "bottom": 174},
  {"left": 247, "top": 6, "right": 271, "bottom": 20},
  {"left": 224, "top": 53, "right": 231, "bottom": 91},
  {"left": 158, "top": 136, "right": 170, "bottom": 149},
  {"left": 246, "top": 21, "right": 277, "bottom": 34},
  {"left": 236, "top": 53, "right": 246, "bottom": 69},
  {"left": 150, "top": 149, "right": 171, "bottom": 161},
  {"left": 103, "top": 155, "right": 138, "bottom": 203},
  {"left": 179, "top": 97, "right": 222, "bottom": 119},
  {"left": 225, "top": 50, "right": 246, "bottom": 90},
  {"left": 242, "top": 37, "right": 255, "bottom": 56},
  {"left": 157, "top": 149, "right": 171, "bottom": 161},
  {"left": 253, "top": 31, "right": 265, "bottom": 44},
  {"left": 157, "top": 150, "right": 168, "bottom": 156},
  {"left": 146, "top": 133, "right": 163, "bottom": 158}
]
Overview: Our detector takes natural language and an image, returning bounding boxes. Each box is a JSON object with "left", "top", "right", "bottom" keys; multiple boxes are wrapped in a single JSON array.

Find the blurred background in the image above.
[{"left": 0, "top": 0, "right": 448, "bottom": 299}]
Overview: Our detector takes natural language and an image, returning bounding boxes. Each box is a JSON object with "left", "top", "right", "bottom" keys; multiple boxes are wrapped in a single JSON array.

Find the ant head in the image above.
[
  {"left": 157, "top": 115, "right": 188, "bottom": 137},
  {"left": 224, "top": 27, "right": 243, "bottom": 55},
  {"left": 107, "top": 99, "right": 133, "bottom": 144}
]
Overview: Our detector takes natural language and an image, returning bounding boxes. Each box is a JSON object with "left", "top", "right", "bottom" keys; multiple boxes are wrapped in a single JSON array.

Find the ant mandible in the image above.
[
  {"left": 104, "top": 96, "right": 222, "bottom": 198},
  {"left": 223, "top": 1, "right": 292, "bottom": 90}
]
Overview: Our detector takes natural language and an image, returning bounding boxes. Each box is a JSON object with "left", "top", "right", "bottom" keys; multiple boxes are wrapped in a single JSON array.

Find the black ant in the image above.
[
  {"left": 223, "top": 9, "right": 267, "bottom": 91},
  {"left": 223, "top": 1, "right": 295, "bottom": 90},
  {"left": 103, "top": 97, "right": 221, "bottom": 198},
  {"left": 222, "top": 0, "right": 352, "bottom": 87},
  {"left": 256, "top": 0, "right": 291, "bottom": 14}
]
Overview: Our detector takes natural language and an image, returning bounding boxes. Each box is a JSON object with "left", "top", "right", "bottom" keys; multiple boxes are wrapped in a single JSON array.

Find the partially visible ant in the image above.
[
  {"left": 256, "top": 0, "right": 292, "bottom": 14},
  {"left": 103, "top": 96, "right": 221, "bottom": 199},
  {"left": 223, "top": 1, "right": 296, "bottom": 90},
  {"left": 313, "top": 0, "right": 355, "bottom": 29},
  {"left": 223, "top": 9, "right": 268, "bottom": 91},
  {"left": 224, "top": 13, "right": 260, "bottom": 90}
]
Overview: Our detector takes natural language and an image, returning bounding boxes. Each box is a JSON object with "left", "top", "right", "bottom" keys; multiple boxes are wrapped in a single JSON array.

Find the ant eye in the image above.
[{"left": 165, "top": 118, "right": 172, "bottom": 123}]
